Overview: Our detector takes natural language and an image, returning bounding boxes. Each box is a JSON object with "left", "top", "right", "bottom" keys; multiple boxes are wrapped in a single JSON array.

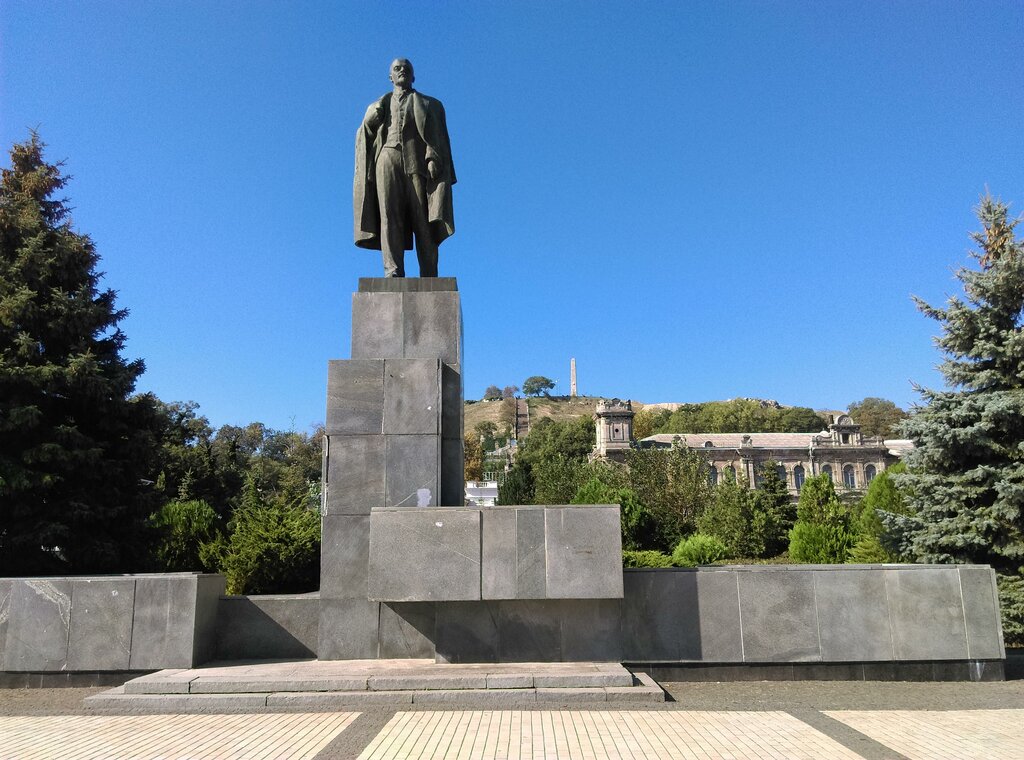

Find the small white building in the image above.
[{"left": 465, "top": 480, "right": 499, "bottom": 507}]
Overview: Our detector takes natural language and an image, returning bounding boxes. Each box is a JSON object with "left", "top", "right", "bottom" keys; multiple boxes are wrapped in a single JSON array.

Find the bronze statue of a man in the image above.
[{"left": 354, "top": 59, "right": 456, "bottom": 277}]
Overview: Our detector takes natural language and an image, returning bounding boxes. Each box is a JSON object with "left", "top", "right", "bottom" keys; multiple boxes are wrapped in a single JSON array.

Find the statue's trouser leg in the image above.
[
  {"left": 375, "top": 148, "right": 406, "bottom": 277},
  {"left": 407, "top": 173, "right": 438, "bottom": 277}
]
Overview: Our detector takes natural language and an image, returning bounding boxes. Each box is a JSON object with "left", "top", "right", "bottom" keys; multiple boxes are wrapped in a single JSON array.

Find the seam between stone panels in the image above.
[
  {"left": 811, "top": 571, "right": 823, "bottom": 662},
  {"left": 735, "top": 572, "right": 746, "bottom": 662},
  {"left": 957, "top": 567, "right": 971, "bottom": 658},
  {"left": 127, "top": 579, "right": 138, "bottom": 670},
  {"left": 883, "top": 569, "right": 897, "bottom": 660}
]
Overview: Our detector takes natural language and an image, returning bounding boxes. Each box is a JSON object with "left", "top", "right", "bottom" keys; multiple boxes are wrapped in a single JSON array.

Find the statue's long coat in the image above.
[{"left": 353, "top": 91, "right": 456, "bottom": 251}]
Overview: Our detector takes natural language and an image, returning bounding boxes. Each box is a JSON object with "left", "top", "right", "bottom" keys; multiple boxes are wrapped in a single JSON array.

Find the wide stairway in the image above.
[{"left": 86, "top": 660, "right": 664, "bottom": 711}]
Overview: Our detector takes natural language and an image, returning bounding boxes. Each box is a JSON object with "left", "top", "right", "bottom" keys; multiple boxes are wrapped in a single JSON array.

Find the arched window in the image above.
[
  {"left": 865, "top": 464, "right": 877, "bottom": 483},
  {"left": 704, "top": 441, "right": 714, "bottom": 448},
  {"left": 821, "top": 464, "right": 833, "bottom": 482},
  {"left": 709, "top": 466, "right": 718, "bottom": 486},
  {"left": 776, "top": 465, "right": 787, "bottom": 484},
  {"left": 843, "top": 465, "right": 856, "bottom": 489},
  {"left": 793, "top": 465, "right": 805, "bottom": 490}
]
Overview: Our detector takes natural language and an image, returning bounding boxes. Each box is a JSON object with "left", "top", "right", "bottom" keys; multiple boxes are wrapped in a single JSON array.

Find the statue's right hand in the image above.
[{"left": 364, "top": 102, "right": 384, "bottom": 127}]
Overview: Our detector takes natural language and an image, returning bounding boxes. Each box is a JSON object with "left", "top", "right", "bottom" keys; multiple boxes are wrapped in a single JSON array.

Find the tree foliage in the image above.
[
  {"left": 847, "top": 397, "right": 909, "bottom": 438},
  {"left": 573, "top": 476, "right": 655, "bottom": 550},
  {"left": 898, "top": 197, "right": 1024, "bottom": 575},
  {"left": 483, "top": 385, "right": 502, "bottom": 400},
  {"left": 0, "top": 133, "right": 163, "bottom": 574},
  {"left": 464, "top": 434, "right": 484, "bottom": 481},
  {"left": 625, "top": 444, "right": 713, "bottom": 551},
  {"left": 788, "top": 474, "right": 857, "bottom": 563},
  {"left": 149, "top": 499, "right": 223, "bottom": 572},
  {"left": 522, "top": 375, "right": 556, "bottom": 396},
  {"left": 646, "top": 399, "right": 826, "bottom": 436},
  {"left": 672, "top": 533, "right": 727, "bottom": 567}
]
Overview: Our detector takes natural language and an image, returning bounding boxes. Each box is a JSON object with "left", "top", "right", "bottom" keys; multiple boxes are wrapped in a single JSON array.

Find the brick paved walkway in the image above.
[
  {"left": 2, "top": 707, "right": 1023, "bottom": 758},
  {"left": 827, "top": 709, "right": 1024, "bottom": 760}
]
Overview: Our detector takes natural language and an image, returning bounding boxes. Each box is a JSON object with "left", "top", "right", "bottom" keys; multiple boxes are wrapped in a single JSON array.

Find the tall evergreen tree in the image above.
[
  {"left": 0, "top": 133, "right": 160, "bottom": 574},
  {"left": 898, "top": 196, "right": 1024, "bottom": 573}
]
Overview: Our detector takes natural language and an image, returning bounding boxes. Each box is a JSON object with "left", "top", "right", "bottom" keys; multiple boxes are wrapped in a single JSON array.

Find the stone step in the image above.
[
  {"left": 85, "top": 673, "right": 664, "bottom": 711},
  {"left": 83, "top": 662, "right": 664, "bottom": 711},
  {"left": 118, "top": 660, "right": 637, "bottom": 695}
]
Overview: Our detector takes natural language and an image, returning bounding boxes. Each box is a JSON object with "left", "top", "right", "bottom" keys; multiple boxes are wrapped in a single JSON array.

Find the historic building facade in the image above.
[{"left": 592, "top": 402, "right": 910, "bottom": 494}]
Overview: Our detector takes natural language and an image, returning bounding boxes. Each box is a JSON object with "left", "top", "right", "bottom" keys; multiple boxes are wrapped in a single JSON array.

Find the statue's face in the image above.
[{"left": 389, "top": 59, "right": 414, "bottom": 88}]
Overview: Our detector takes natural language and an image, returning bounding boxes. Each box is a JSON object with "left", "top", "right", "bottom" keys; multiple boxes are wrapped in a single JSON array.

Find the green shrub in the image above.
[
  {"left": 847, "top": 535, "right": 893, "bottom": 564},
  {"left": 672, "top": 533, "right": 728, "bottom": 567},
  {"left": 789, "top": 474, "right": 857, "bottom": 563},
  {"left": 219, "top": 503, "right": 320, "bottom": 595},
  {"left": 149, "top": 499, "right": 222, "bottom": 572},
  {"left": 622, "top": 550, "right": 674, "bottom": 568},
  {"left": 573, "top": 477, "right": 656, "bottom": 550},
  {"left": 998, "top": 574, "right": 1024, "bottom": 647}
]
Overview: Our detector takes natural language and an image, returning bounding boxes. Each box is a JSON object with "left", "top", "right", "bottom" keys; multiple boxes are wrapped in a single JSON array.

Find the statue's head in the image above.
[{"left": 389, "top": 58, "right": 415, "bottom": 88}]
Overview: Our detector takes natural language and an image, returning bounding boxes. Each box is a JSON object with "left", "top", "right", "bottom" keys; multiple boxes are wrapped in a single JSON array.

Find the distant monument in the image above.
[
  {"left": 353, "top": 58, "right": 456, "bottom": 278},
  {"left": 570, "top": 357, "right": 577, "bottom": 397}
]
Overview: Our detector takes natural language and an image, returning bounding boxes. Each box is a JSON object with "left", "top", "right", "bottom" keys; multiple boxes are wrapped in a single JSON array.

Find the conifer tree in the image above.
[
  {"left": 0, "top": 133, "right": 160, "bottom": 574},
  {"left": 898, "top": 197, "right": 1024, "bottom": 573}
]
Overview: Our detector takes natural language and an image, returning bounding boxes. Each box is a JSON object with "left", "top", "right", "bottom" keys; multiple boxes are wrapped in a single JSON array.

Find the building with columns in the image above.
[
  {"left": 590, "top": 402, "right": 911, "bottom": 494},
  {"left": 640, "top": 415, "right": 910, "bottom": 494}
]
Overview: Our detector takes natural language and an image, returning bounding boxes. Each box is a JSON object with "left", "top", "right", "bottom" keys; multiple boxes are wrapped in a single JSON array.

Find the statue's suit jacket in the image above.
[{"left": 354, "top": 90, "right": 456, "bottom": 251}]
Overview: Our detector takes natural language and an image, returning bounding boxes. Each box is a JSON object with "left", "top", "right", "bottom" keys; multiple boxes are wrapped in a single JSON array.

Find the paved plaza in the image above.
[{"left": 3, "top": 678, "right": 1024, "bottom": 759}]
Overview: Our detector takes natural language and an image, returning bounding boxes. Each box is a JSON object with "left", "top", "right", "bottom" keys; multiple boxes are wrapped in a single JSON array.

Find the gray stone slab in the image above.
[
  {"left": 383, "top": 358, "right": 440, "bottom": 435},
  {"left": 535, "top": 687, "right": 607, "bottom": 702},
  {"left": 378, "top": 603, "right": 436, "bottom": 658},
  {"left": 559, "top": 599, "right": 624, "bottom": 661},
  {"left": 324, "top": 434, "right": 385, "bottom": 515},
  {"left": 496, "top": 601, "right": 561, "bottom": 662},
  {"left": 123, "top": 670, "right": 194, "bottom": 694},
  {"left": 959, "top": 566, "right": 1006, "bottom": 660},
  {"left": 189, "top": 675, "right": 368, "bottom": 693},
  {"left": 215, "top": 595, "right": 319, "bottom": 660},
  {"left": 605, "top": 685, "right": 665, "bottom": 702},
  {"left": 517, "top": 508, "right": 547, "bottom": 598},
  {"left": 67, "top": 578, "right": 135, "bottom": 670},
  {"left": 193, "top": 575, "right": 224, "bottom": 665},
  {"left": 368, "top": 508, "right": 480, "bottom": 601},
  {"left": 544, "top": 506, "right": 623, "bottom": 599},
  {"left": 482, "top": 509, "right": 517, "bottom": 600},
  {"left": 359, "top": 277, "right": 458, "bottom": 293},
  {"left": 441, "top": 363, "right": 463, "bottom": 442},
  {"left": 351, "top": 291, "right": 402, "bottom": 359},
  {"left": 268, "top": 690, "right": 413, "bottom": 706},
  {"left": 326, "top": 359, "right": 383, "bottom": 435},
  {"left": 402, "top": 291, "right": 462, "bottom": 366},
  {"left": 0, "top": 579, "right": 11, "bottom": 668},
  {"left": 886, "top": 567, "right": 969, "bottom": 660},
  {"left": 620, "top": 571, "right": 700, "bottom": 661},
  {"left": 533, "top": 672, "right": 631, "bottom": 687},
  {"left": 737, "top": 570, "right": 821, "bottom": 662},
  {"left": 129, "top": 576, "right": 198, "bottom": 670},
  {"left": 385, "top": 435, "right": 439, "bottom": 508},
  {"left": 486, "top": 673, "right": 533, "bottom": 688},
  {"left": 434, "top": 601, "right": 499, "bottom": 663},
  {"left": 813, "top": 569, "right": 894, "bottom": 662},
  {"left": 4, "top": 579, "right": 71, "bottom": 671},
  {"left": 320, "top": 515, "right": 369, "bottom": 599},
  {"left": 368, "top": 673, "right": 487, "bottom": 690},
  {"left": 694, "top": 570, "right": 745, "bottom": 662},
  {"left": 413, "top": 688, "right": 537, "bottom": 704},
  {"left": 440, "top": 436, "right": 464, "bottom": 507},
  {"left": 318, "top": 598, "right": 380, "bottom": 660},
  {"left": 86, "top": 692, "right": 270, "bottom": 711}
]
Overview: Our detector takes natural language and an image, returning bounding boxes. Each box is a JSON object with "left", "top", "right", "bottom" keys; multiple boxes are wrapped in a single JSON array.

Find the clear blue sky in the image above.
[{"left": 3, "top": 1, "right": 1022, "bottom": 432}]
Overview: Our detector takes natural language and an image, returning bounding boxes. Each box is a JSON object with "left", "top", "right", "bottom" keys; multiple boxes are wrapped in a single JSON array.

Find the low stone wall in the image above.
[
  {"left": 215, "top": 593, "right": 319, "bottom": 660},
  {"left": 0, "top": 573, "right": 224, "bottom": 672},
  {"left": 621, "top": 564, "right": 1005, "bottom": 665}
]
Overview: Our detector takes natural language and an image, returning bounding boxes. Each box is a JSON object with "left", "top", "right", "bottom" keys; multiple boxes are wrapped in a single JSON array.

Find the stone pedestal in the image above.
[{"left": 319, "top": 278, "right": 463, "bottom": 659}]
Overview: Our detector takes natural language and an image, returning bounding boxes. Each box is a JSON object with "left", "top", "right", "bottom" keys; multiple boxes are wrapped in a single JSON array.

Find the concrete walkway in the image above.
[
  {"left": 4, "top": 675, "right": 1024, "bottom": 759},
  {"left": 2, "top": 706, "right": 1024, "bottom": 758}
]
